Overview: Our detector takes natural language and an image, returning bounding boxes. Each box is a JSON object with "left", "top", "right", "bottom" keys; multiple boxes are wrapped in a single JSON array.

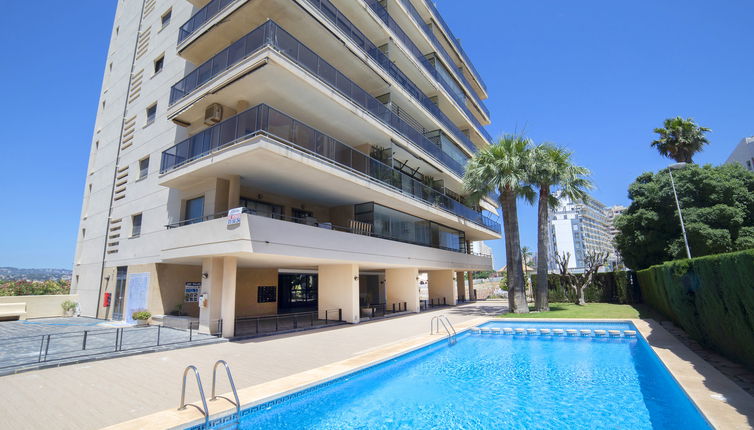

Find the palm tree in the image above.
[
  {"left": 651, "top": 117, "right": 711, "bottom": 163},
  {"left": 520, "top": 246, "right": 533, "bottom": 268},
  {"left": 529, "top": 144, "right": 592, "bottom": 311},
  {"left": 464, "top": 135, "right": 533, "bottom": 313}
]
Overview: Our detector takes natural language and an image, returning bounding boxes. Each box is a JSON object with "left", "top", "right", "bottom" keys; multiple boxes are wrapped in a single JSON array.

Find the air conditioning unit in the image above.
[{"left": 204, "top": 103, "right": 223, "bottom": 126}]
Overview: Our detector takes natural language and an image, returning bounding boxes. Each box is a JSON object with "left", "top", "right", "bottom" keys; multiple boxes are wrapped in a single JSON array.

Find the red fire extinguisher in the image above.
[{"left": 103, "top": 292, "right": 112, "bottom": 307}]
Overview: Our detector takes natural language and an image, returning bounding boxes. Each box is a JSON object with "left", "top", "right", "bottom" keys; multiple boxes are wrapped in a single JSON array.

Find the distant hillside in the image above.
[{"left": 0, "top": 267, "right": 72, "bottom": 281}]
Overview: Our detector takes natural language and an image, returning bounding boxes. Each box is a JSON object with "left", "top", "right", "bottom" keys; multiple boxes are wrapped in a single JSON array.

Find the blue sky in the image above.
[{"left": 0, "top": 1, "right": 752, "bottom": 269}]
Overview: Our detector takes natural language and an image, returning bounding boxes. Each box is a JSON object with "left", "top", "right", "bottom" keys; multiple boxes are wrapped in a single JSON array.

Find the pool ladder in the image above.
[
  {"left": 430, "top": 315, "right": 457, "bottom": 345},
  {"left": 179, "top": 360, "right": 241, "bottom": 425}
]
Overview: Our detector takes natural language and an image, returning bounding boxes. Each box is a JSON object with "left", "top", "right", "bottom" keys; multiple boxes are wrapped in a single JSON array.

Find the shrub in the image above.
[
  {"left": 132, "top": 310, "right": 152, "bottom": 321},
  {"left": 0, "top": 280, "right": 71, "bottom": 296},
  {"left": 61, "top": 300, "right": 78, "bottom": 313},
  {"left": 637, "top": 249, "right": 754, "bottom": 370},
  {"left": 530, "top": 271, "right": 640, "bottom": 304}
]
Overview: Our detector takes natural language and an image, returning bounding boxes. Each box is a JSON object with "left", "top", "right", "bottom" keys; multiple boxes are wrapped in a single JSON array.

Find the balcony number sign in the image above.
[
  {"left": 185, "top": 282, "right": 200, "bottom": 303},
  {"left": 227, "top": 207, "right": 243, "bottom": 225}
]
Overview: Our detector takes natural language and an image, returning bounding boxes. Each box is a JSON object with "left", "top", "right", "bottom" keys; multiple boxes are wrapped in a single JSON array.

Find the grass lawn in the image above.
[{"left": 499, "top": 302, "right": 661, "bottom": 319}]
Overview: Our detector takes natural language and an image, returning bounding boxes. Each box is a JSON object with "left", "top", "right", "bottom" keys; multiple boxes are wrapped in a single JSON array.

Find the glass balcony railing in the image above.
[
  {"left": 169, "top": 20, "right": 467, "bottom": 177},
  {"left": 176, "top": 0, "right": 484, "bottom": 158},
  {"left": 421, "top": 0, "right": 488, "bottom": 92},
  {"left": 160, "top": 103, "right": 501, "bottom": 233},
  {"left": 301, "top": 0, "right": 483, "bottom": 154},
  {"left": 364, "top": 0, "right": 492, "bottom": 143},
  {"left": 178, "top": 0, "right": 236, "bottom": 43},
  {"left": 394, "top": 0, "right": 489, "bottom": 118}
]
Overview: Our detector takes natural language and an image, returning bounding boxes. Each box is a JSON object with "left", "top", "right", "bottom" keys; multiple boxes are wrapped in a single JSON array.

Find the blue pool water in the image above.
[{"left": 199, "top": 321, "right": 711, "bottom": 430}]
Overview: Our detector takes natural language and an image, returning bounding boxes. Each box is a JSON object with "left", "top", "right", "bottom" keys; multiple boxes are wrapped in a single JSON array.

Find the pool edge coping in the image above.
[{"left": 102, "top": 317, "right": 754, "bottom": 430}]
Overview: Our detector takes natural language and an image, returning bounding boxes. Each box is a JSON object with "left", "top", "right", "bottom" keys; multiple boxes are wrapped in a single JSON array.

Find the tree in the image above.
[
  {"left": 521, "top": 246, "right": 534, "bottom": 301},
  {"left": 528, "top": 144, "right": 591, "bottom": 312},
  {"left": 651, "top": 117, "right": 711, "bottom": 163},
  {"left": 464, "top": 135, "right": 533, "bottom": 313},
  {"left": 554, "top": 250, "right": 607, "bottom": 306},
  {"left": 614, "top": 164, "right": 754, "bottom": 269}
]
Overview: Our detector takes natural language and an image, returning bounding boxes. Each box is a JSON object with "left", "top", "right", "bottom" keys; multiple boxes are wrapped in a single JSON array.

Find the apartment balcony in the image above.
[
  {"left": 160, "top": 211, "right": 493, "bottom": 271},
  {"left": 353, "top": 0, "right": 492, "bottom": 140},
  {"left": 175, "top": 0, "right": 487, "bottom": 159},
  {"left": 391, "top": 0, "right": 487, "bottom": 106},
  {"left": 160, "top": 103, "right": 501, "bottom": 238},
  {"left": 417, "top": 0, "right": 488, "bottom": 97},
  {"left": 168, "top": 20, "right": 475, "bottom": 181}
]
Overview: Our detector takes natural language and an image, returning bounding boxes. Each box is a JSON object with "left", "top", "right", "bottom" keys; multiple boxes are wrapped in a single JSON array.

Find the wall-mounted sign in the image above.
[
  {"left": 185, "top": 282, "right": 201, "bottom": 303},
  {"left": 257, "top": 286, "right": 276, "bottom": 303},
  {"left": 227, "top": 207, "right": 243, "bottom": 225}
]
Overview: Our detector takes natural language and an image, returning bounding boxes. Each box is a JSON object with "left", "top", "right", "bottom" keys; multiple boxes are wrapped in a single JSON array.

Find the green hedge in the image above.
[
  {"left": 637, "top": 249, "right": 754, "bottom": 370},
  {"left": 530, "top": 271, "right": 640, "bottom": 304}
]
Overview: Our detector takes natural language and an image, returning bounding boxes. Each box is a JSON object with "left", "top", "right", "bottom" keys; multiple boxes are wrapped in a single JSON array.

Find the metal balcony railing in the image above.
[
  {"left": 177, "top": 0, "right": 236, "bottom": 43},
  {"left": 301, "top": 0, "right": 484, "bottom": 154},
  {"left": 169, "top": 20, "right": 471, "bottom": 177},
  {"left": 165, "top": 208, "right": 497, "bottom": 257},
  {"left": 394, "top": 0, "right": 489, "bottom": 118},
  {"left": 160, "top": 102, "right": 501, "bottom": 233},
  {"left": 363, "top": 0, "right": 492, "bottom": 143},
  {"left": 421, "top": 0, "right": 488, "bottom": 92}
]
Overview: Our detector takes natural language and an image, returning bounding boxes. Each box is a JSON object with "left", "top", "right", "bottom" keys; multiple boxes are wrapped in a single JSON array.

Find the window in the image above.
[
  {"left": 139, "top": 157, "right": 149, "bottom": 179},
  {"left": 161, "top": 9, "right": 172, "bottom": 28},
  {"left": 146, "top": 104, "right": 157, "bottom": 125},
  {"left": 153, "top": 55, "right": 164, "bottom": 75},
  {"left": 131, "top": 214, "right": 142, "bottom": 237}
]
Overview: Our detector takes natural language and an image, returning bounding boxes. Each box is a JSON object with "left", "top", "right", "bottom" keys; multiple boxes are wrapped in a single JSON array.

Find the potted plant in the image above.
[
  {"left": 132, "top": 310, "right": 152, "bottom": 326},
  {"left": 61, "top": 300, "right": 78, "bottom": 317}
]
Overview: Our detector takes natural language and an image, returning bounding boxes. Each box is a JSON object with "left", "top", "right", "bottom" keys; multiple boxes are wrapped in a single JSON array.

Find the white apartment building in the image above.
[
  {"left": 547, "top": 194, "right": 621, "bottom": 273},
  {"left": 72, "top": 0, "right": 500, "bottom": 337},
  {"left": 726, "top": 136, "right": 754, "bottom": 171}
]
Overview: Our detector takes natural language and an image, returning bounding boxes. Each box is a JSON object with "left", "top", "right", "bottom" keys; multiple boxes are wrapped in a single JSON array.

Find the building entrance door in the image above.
[
  {"left": 278, "top": 273, "right": 318, "bottom": 314},
  {"left": 111, "top": 267, "right": 128, "bottom": 320}
]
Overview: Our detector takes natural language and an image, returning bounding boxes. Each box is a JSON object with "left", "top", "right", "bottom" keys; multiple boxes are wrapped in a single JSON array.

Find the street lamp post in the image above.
[{"left": 668, "top": 162, "right": 692, "bottom": 259}]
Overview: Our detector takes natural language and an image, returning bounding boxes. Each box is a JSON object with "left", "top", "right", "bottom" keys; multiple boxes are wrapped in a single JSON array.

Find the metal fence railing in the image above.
[
  {"left": 233, "top": 309, "right": 342, "bottom": 338},
  {"left": 0, "top": 322, "right": 222, "bottom": 372}
]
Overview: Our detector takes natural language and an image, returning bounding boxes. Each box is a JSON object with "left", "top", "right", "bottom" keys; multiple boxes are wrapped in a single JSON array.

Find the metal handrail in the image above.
[
  {"left": 430, "top": 315, "right": 457, "bottom": 344},
  {"left": 178, "top": 365, "right": 209, "bottom": 425},
  {"left": 211, "top": 360, "right": 240, "bottom": 415}
]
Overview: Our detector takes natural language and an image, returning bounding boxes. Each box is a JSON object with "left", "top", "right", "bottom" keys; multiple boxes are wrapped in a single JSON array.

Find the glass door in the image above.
[
  {"left": 184, "top": 196, "right": 205, "bottom": 225},
  {"left": 111, "top": 267, "right": 128, "bottom": 321}
]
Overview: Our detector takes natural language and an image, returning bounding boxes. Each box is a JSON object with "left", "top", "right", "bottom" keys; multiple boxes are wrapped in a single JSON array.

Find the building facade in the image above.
[
  {"left": 726, "top": 137, "right": 754, "bottom": 171},
  {"left": 72, "top": 0, "right": 500, "bottom": 336},
  {"left": 547, "top": 194, "right": 621, "bottom": 273}
]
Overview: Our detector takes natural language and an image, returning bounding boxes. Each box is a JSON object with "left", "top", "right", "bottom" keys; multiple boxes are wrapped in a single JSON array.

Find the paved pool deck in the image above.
[{"left": 0, "top": 302, "right": 505, "bottom": 430}]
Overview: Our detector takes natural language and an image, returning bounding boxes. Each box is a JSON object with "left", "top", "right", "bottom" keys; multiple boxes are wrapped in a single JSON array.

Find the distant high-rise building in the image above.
[
  {"left": 547, "top": 193, "right": 622, "bottom": 273},
  {"left": 726, "top": 137, "right": 754, "bottom": 171}
]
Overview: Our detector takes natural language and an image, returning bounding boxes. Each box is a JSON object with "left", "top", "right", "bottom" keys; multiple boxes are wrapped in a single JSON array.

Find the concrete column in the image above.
[
  {"left": 467, "top": 271, "right": 475, "bottom": 300},
  {"left": 385, "top": 267, "right": 420, "bottom": 313},
  {"left": 220, "top": 256, "right": 237, "bottom": 337},
  {"left": 199, "top": 257, "right": 224, "bottom": 334},
  {"left": 456, "top": 271, "right": 466, "bottom": 302},
  {"left": 318, "top": 264, "right": 360, "bottom": 323},
  {"left": 227, "top": 175, "right": 240, "bottom": 210},
  {"left": 427, "top": 270, "right": 457, "bottom": 306}
]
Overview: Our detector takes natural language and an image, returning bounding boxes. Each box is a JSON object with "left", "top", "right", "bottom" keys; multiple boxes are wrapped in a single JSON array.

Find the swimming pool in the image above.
[{"left": 195, "top": 321, "right": 711, "bottom": 429}]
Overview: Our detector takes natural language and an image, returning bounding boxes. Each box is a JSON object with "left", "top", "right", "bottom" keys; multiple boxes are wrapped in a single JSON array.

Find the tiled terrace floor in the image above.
[
  {"left": 0, "top": 317, "right": 221, "bottom": 375},
  {"left": 0, "top": 302, "right": 505, "bottom": 430}
]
